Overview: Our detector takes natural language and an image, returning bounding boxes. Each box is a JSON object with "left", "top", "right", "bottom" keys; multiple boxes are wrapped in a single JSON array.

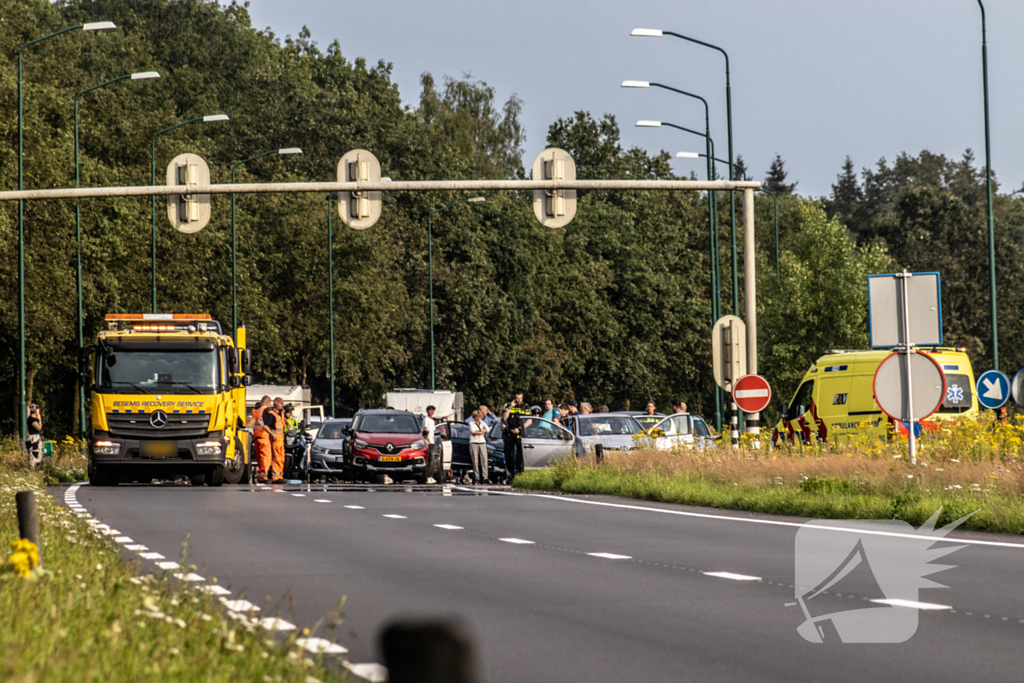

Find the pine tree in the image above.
[
  {"left": 733, "top": 154, "right": 749, "bottom": 181},
  {"left": 827, "top": 156, "right": 863, "bottom": 231},
  {"left": 764, "top": 153, "right": 797, "bottom": 194}
]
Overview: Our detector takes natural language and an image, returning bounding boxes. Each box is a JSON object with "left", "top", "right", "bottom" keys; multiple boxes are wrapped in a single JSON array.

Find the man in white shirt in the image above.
[
  {"left": 468, "top": 409, "right": 489, "bottom": 484},
  {"left": 422, "top": 405, "right": 438, "bottom": 483}
]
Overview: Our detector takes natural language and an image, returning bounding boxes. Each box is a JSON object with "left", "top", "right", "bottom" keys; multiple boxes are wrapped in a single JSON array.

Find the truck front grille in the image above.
[{"left": 106, "top": 412, "right": 210, "bottom": 439}]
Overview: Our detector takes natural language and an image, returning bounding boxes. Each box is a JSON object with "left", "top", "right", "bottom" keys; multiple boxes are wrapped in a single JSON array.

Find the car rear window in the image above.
[
  {"left": 358, "top": 414, "right": 420, "bottom": 434},
  {"left": 939, "top": 374, "right": 973, "bottom": 413}
]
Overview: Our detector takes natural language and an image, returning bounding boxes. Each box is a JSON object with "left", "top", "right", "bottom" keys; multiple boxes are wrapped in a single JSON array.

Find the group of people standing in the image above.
[{"left": 251, "top": 395, "right": 298, "bottom": 483}]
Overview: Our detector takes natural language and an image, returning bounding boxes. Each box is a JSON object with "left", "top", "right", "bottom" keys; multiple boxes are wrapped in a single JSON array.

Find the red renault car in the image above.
[{"left": 344, "top": 409, "right": 441, "bottom": 484}]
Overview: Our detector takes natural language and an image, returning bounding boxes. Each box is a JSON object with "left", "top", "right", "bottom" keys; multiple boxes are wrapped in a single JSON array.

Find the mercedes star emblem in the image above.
[{"left": 150, "top": 410, "right": 168, "bottom": 429}]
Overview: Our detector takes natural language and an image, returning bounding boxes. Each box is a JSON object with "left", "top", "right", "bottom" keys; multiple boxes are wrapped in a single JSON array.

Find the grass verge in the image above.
[
  {"left": 0, "top": 450, "right": 350, "bottom": 682},
  {"left": 513, "top": 450, "right": 1024, "bottom": 535}
]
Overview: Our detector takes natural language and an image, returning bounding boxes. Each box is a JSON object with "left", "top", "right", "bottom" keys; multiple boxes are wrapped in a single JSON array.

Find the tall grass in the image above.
[
  {"left": 516, "top": 416, "right": 1024, "bottom": 534},
  {"left": 0, "top": 451, "right": 350, "bottom": 682}
]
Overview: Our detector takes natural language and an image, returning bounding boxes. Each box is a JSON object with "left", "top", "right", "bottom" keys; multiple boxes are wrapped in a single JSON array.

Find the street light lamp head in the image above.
[
  {"left": 202, "top": 114, "right": 230, "bottom": 122},
  {"left": 675, "top": 152, "right": 700, "bottom": 159},
  {"left": 131, "top": 71, "right": 160, "bottom": 80},
  {"left": 636, "top": 120, "right": 662, "bottom": 127},
  {"left": 83, "top": 21, "right": 117, "bottom": 31},
  {"left": 630, "top": 28, "right": 663, "bottom": 37},
  {"left": 468, "top": 197, "right": 486, "bottom": 203},
  {"left": 621, "top": 80, "right": 651, "bottom": 88},
  {"left": 277, "top": 147, "right": 302, "bottom": 155}
]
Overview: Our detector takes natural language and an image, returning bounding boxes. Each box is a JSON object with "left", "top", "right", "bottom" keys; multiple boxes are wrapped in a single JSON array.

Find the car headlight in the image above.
[
  {"left": 354, "top": 439, "right": 369, "bottom": 449},
  {"left": 196, "top": 441, "right": 223, "bottom": 456},
  {"left": 411, "top": 440, "right": 426, "bottom": 450},
  {"left": 94, "top": 440, "right": 120, "bottom": 456},
  {"left": 311, "top": 445, "right": 327, "bottom": 454}
]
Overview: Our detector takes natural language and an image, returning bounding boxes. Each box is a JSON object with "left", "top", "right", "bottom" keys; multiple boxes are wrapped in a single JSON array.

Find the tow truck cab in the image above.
[
  {"left": 772, "top": 348, "right": 978, "bottom": 446},
  {"left": 85, "top": 314, "right": 252, "bottom": 486}
]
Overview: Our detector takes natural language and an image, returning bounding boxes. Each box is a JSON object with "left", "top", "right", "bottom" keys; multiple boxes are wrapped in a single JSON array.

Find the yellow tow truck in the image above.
[{"left": 83, "top": 314, "right": 252, "bottom": 486}]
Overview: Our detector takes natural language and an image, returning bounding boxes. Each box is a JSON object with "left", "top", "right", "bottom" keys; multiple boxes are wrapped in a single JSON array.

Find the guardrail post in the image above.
[
  {"left": 381, "top": 620, "right": 476, "bottom": 683},
  {"left": 16, "top": 490, "right": 41, "bottom": 558}
]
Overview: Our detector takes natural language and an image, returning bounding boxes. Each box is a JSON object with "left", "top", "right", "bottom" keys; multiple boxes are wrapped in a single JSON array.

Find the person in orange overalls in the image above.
[
  {"left": 263, "top": 397, "right": 286, "bottom": 483},
  {"left": 253, "top": 395, "right": 271, "bottom": 483}
]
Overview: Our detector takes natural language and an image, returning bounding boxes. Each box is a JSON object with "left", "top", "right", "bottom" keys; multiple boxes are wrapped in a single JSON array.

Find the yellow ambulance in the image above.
[{"left": 772, "top": 348, "right": 978, "bottom": 446}]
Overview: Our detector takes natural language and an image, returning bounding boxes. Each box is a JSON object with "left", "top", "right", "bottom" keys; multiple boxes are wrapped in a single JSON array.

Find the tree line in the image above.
[{"left": 2, "top": 0, "right": 1022, "bottom": 439}]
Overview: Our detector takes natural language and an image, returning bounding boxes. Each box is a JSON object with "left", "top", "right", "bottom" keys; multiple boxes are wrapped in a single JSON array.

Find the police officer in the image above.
[
  {"left": 502, "top": 390, "right": 530, "bottom": 483},
  {"left": 284, "top": 404, "right": 299, "bottom": 432}
]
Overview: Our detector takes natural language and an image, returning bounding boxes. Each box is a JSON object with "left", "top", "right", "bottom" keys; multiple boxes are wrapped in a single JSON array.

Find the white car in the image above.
[
  {"left": 640, "top": 413, "right": 716, "bottom": 450},
  {"left": 562, "top": 413, "right": 644, "bottom": 451}
]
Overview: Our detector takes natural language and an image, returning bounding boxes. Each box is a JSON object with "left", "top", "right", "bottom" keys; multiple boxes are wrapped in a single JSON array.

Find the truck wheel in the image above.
[
  {"left": 89, "top": 465, "right": 118, "bottom": 487},
  {"left": 223, "top": 456, "right": 247, "bottom": 484},
  {"left": 206, "top": 466, "right": 225, "bottom": 487}
]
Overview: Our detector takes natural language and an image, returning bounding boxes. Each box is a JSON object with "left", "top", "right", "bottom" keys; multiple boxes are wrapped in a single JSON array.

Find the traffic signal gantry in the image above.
[{"left": 4, "top": 147, "right": 763, "bottom": 445}]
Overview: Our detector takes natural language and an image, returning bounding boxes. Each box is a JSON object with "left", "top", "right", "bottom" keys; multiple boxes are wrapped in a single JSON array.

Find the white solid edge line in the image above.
[
  {"left": 434, "top": 524, "right": 464, "bottom": 530},
  {"left": 499, "top": 538, "right": 535, "bottom": 545},
  {"left": 703, "top": 571, "right": 762, "bottom": 581},
  {"left": 871, "top": 598, "right": 952, "bottom": 610},
  {"left": 258, "top": 617, "right": 297, "bottom": 631},
  {"left": 221, "top": 599, "right": 261, "bottom": 612},
  {"left": 173, "top": 572, "right": 205, "bottom": 582},
  {"left": 588, "top": 552, "right": 632, "bottom": 560},
  {"left": 344, "top": 662, "right": 388, "bottom": 681},
  {"left": 139, "top": 552, "right": 164, "bottom": 560},
  {"left": 456, "top": 488, "right": 1024, "bottom": 550}
]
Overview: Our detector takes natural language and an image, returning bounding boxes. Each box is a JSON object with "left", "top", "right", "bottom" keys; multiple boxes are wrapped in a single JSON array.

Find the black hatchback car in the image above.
[{"left": 438, "top": 420, "right": 506, "bottom": 482}]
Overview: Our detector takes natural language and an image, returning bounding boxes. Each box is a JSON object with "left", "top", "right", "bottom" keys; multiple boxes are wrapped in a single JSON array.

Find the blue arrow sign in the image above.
[{"left": 976, "top": 369, "right": 1010, "bottom": 410}]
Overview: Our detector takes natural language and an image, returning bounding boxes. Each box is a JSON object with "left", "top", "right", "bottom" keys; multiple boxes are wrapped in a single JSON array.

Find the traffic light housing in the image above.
[
  {"left": 532, "top": 147, "right": 577, "bottom": 228},
  {"left": 337, "top": 149, "right": 382, "bottom": 229},
  {"left": 166, "top": 153, "right": 212, "bottom": 233}
]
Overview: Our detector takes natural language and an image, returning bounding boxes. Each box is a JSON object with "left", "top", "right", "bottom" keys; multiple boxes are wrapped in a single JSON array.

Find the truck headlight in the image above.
[
  {"left": 196, "top": 441, "right": 223, "bottom": 456},
  {"left": 94, "top": 440, "right": 120, "bottom": 456}
]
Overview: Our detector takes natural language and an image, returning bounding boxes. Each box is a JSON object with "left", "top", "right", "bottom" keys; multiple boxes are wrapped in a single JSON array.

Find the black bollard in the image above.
[
  {"left": 15, "top": 491, "right": 41, "bottom": 554},
  {"left": 381, "top": 620, "right": 476, "bottom": 683}
]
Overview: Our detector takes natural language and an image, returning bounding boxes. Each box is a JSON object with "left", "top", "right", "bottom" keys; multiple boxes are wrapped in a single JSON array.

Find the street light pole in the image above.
[
  {"left": 326, "top": 192, "right": 338, "bottom": 418},
  {"left": 427, "top": 197, "right": 485, "bottom": 390},
  {"left": 18, "top": 20, "right": 116, "bottom": 445},
  {"left": 977, "top": 1, "right": 998, "bottom": 370},
  {"left": 230, "top": 148, "right": 302, "bottom": 340},
  {"left": 74, "top": 71, "right": 159, "bottom": 441},
  {"left": 632, "top": 28, "right": 739, "bottom": 316},
  {"left": 150, "top": 114, "right": 229, "bottom": 313}
]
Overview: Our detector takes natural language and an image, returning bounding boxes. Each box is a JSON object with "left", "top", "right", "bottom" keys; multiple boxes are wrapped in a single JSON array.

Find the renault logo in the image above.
[
  {"left": 150, "top": 410, "right": 168, "bottom": 429},
  {"left": 386, "top": 443, "right": 394, "bottom": 453}
]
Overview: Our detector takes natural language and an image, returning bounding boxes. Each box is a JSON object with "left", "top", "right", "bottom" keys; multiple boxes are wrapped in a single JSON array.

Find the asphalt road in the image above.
[{"left": 61, "top": 482, "right": 1024, "bottom": 682}]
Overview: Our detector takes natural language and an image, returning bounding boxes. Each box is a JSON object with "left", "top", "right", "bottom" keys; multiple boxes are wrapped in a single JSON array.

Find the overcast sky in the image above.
[{"left": 233, "top": 0, "right": 1024, "bottom": 197}]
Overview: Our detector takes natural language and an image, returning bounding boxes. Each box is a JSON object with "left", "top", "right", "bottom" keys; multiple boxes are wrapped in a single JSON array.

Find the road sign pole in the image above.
[
  {"left": 743, "top": 188, "right": 760, "bottom": 447},
  {"left": 898, "top": 270, "right": 917, "bottom": 465}
]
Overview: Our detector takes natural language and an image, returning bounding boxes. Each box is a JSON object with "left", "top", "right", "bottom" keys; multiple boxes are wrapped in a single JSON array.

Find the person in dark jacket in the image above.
[{"left": 502, "top": 390, "right": 530, "bottom": 483}]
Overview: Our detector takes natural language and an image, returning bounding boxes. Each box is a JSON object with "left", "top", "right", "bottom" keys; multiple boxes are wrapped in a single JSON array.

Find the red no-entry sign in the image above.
[{"left": 733, "top": 374, "right": 772, "bottom": 414}]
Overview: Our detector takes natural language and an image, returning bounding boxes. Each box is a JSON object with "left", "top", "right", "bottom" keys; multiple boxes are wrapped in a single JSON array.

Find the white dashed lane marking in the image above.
[
  {"left": 292, "top": 494, "right": 306, "bottom": 498},
  {"left": 314, "top": 499, "right": 331, "bottom": 503},
  {"left": 221, "top": 599, "right": 261, "bottom": 612},
  {"left": 124, "top": 544, "right": 147, "bottom": 551},
  {"left": 587, "top": 552, "right": 632, "bottom": 560},
  {"left": 115, "top": 536, "right": 134, "bottom": 543},
  {"left": 173, "top": 572, "right": 205, "bottom": 582},
  {"left": 383, "top": 514, "right": 407, "bottom": 519},
  {"left": 703, "top": 571, "right": 762, "bottom": 582},
  {"left": 344, "top": 505, "right": 365, "bottom": 509},
  {"left": 297, "top": 637, "right": 348, "bottom": 654},
  {"left": 139, "top": 552, "right": 165, "bottom": 560},
  {"left": 434, "top": 524, "right": 464, "bottom": 530},
  {"left": 156, "top": 561, "right": 180, "bottom": 570},
  {"left": 499, "top": 538, "right": 535, "bottom": 545},
  {"left": 199, "top": 584, "right": 231, "bottom": 596},
  {"left": 871, "top": 598, "right": 953, "bottom": 611}
]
